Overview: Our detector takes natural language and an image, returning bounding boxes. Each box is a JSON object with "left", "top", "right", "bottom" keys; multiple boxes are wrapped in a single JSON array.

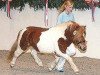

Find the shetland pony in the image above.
[{"left": 7, "top": 21, "right": 87, "bottom": 73}]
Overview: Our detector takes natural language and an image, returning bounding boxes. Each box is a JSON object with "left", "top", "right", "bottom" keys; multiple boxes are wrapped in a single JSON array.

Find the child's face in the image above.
[
  {"left": 65, "top": 5, "right": 73, "bottom": 13},
  {"left": 85, "top": 0, "right": 92, "bottom": 4}
]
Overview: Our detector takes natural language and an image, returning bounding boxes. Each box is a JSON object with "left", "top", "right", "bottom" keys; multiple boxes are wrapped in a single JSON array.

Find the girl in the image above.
[{"left": 55, "top": 0, "right": 76, "bottom": 72}]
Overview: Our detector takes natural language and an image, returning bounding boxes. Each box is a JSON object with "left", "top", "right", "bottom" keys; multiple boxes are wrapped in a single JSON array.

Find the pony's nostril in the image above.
[
  {"left": 83, "top": 48, "right": 86, "bottom": 51},
  {"left": 83, "top": 49, "right": 86, "bottom": 51}
]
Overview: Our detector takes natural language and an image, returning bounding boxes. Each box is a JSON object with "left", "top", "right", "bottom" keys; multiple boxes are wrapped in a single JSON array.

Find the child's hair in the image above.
[{"left": 58, "top": 0, "right": 74, "bottom": 15}]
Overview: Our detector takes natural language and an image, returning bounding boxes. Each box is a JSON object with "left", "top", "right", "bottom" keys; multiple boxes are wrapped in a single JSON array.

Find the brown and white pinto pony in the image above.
[{"left": 7, "top": 21, "right": 87, "bottom": 73}]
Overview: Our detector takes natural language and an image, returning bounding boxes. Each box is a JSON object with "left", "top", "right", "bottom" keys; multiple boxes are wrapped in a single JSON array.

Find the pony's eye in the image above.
[{"left": 83, "top": 40, "right": 86, "bottom": 43}]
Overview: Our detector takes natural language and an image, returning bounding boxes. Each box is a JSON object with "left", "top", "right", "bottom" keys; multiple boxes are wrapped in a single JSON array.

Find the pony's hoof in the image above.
[
  {"left": 38, "top": 62, "right": 43, "bottom": 67},
  {"left": 39, "top": 64, "right": 43, "bottom": 67},
  {"left": 75, "top": 70, "right": 79, "bottom": 74},
  {"left": 48, "top": 68, "right": 53, "bottom": 71},
  {"left": 76, "top": 72, "right": 79, "bottom": 74},
  {"left": 10, "top": 64, "right": 14, "bottom": 68}
]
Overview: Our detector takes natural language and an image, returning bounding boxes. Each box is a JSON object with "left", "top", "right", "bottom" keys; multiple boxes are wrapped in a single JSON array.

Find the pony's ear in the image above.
[
  {"left": 84, "top": 26, "right": 86, "bottom": 29},
  {"left": 82, "top": 25, "right": 86, "bottom": 29}
]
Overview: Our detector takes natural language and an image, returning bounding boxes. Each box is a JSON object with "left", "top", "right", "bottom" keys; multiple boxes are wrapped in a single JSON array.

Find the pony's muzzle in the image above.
[{"left": 80, "top": 46, "right": 87, "bottom": 53}]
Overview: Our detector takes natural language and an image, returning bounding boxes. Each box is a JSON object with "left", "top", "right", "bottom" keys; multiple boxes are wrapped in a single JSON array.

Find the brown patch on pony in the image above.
[
  {"left": 58, "top": 38, "right": 68, "bottom": 53},
  {"left": 20, "top": 26, "right": 48, "bottom": 52},
  {"left": 7, "top": 30, "right": 22, "bottom": 62}
]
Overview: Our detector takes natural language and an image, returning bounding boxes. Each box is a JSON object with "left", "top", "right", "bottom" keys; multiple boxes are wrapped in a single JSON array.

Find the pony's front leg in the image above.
[
  {"left": 56, "top": 50, "right": 79, "bottom": 73},
  {"left": 67, "top": 56, "right": 79, "bottom": 73},
  {"left": 31, "top": 50, "right": 43, "bottom": 67}
]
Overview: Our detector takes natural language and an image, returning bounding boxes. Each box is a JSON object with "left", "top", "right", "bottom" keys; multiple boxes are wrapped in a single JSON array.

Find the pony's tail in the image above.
[{"left": 7, "top": 30, "right": 22, "bottom": 62}]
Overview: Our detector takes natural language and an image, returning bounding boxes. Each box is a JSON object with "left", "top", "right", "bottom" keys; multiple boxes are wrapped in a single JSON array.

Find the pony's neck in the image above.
[{"left": 64, "top": 29, "right": 74, "bottom": 47}]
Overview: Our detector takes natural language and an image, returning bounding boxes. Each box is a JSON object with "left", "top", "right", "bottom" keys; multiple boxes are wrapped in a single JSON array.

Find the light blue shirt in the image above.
[{"left": 57, "top": 11, "right": 75, "bottom": 24}]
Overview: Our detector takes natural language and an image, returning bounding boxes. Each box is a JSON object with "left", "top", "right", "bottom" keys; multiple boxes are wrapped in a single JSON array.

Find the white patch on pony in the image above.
[
  {"left": 67, "top": 43, "right": 76, "bottom": 56},
  {"left": 37, "top": 23, "right": 68, "bottom": 53}
]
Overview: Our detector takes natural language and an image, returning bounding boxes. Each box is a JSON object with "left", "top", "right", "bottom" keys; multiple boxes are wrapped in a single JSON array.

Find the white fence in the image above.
[{"left": 0, "top": 4, "right": 100, "bottom": 59}]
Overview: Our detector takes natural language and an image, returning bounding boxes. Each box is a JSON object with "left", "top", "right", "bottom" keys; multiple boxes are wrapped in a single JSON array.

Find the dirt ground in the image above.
[{"left": 0, "top": 50, "right": 100, "bottom": 75}]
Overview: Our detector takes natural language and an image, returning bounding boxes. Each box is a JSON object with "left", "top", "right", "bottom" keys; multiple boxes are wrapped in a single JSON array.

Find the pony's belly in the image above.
[
  {"left": 37, "top": 40, "right": 55, "bottom": 53},
  {"left": 37, "top": 30, "right": 59, "bottom": 53}
]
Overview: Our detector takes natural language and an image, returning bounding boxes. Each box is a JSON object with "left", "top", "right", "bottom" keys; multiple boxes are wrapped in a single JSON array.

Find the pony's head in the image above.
[
  {"left": 62, "top": 21, "right": 87, "bottom": 53},
  {"left": 73, "top": 26, "right": 87, "bottom": 53}
]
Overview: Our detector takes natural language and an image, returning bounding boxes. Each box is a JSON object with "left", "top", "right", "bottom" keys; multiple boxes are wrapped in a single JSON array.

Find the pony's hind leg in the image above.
[
  {"left": 10, "top": 48, "right": 24, "bottom": 67},
  {"left": 31, "top": 49, "right": 43, "bottom": 67}
]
